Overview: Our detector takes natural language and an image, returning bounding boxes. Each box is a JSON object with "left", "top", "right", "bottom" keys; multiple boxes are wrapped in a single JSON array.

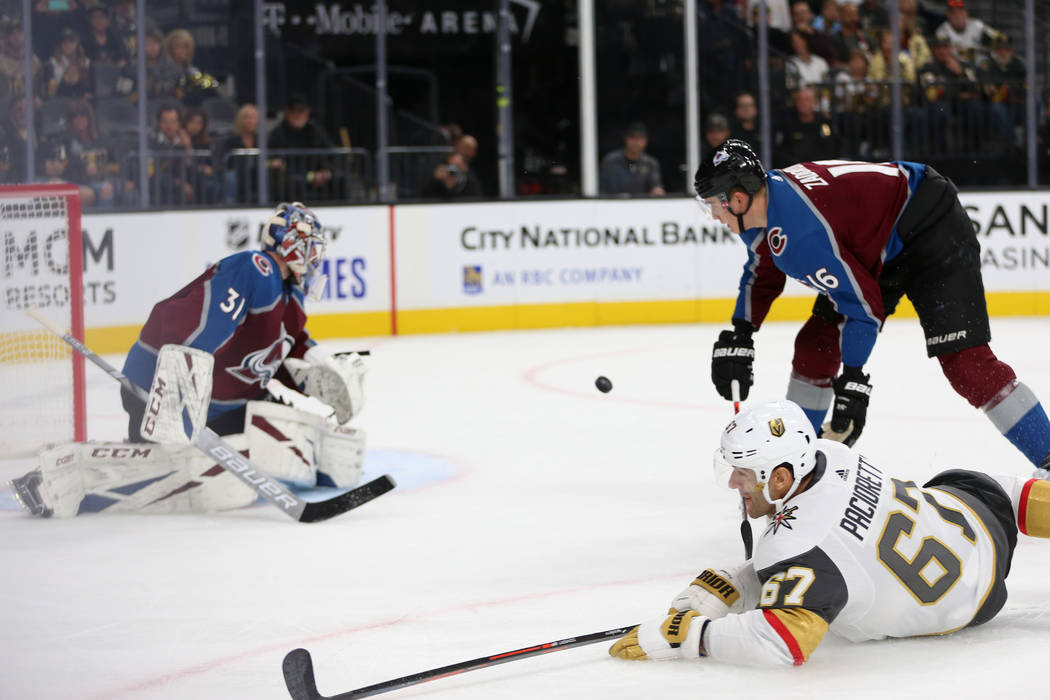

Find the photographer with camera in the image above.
[{"left": 423, "top": 151, "right": 482, "bottom": 199}]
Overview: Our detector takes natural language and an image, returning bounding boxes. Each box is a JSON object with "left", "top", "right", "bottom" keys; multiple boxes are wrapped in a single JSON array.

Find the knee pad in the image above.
[{"left": 937, "top": 345, "right": 1016, "bottom": 409}]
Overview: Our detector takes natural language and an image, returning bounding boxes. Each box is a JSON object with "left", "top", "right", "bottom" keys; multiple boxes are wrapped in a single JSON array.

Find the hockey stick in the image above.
[
  {"left": 25, "top": 308, "right": 395, "bottom": 523},
  {"left": 283, "top": 626, "right": 636, "bottom": 700},
  {"left": 731, "top": 380, "right": 753, "bottom": 559}
]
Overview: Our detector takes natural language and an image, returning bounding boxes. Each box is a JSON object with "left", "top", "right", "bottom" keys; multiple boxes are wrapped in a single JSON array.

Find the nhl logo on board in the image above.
[
  {"left": 713, "top": 149, "right": 729, "bottom": 166},
  {"left": 768, "top": 418, "right": 785, "bottom": 437}
]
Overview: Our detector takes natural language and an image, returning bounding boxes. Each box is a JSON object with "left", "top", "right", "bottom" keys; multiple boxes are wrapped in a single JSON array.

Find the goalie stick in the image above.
[
  {"left": 26, "top": 308, "right": 395, "bottom": 523},
  {"left": 282, "top": 625, "right": 636, "bottom": 700}
]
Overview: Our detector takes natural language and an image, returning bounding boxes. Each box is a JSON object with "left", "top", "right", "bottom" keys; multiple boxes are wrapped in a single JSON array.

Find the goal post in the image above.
[{"left": 0, "top": 184, "right": 86, "bottom": 455}]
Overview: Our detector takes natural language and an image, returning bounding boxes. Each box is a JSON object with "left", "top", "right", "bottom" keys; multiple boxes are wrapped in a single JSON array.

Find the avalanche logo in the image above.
[
  {"left": 767, "top": 227, "right": 787, "bottom": 256},
  {"left": 227, "top": 330, "right": 293, "bottom": 387},
  {"left": 713, "top": 149, "right": 729, "bottom": 166},
  {"left": 252, "top": 252, "right": 273, "bottom": 276}
]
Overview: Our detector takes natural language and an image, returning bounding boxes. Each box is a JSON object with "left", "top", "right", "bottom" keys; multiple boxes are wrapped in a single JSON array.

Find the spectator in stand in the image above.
[
  {"left": 775, "top": 85, "right": 838, "bottom": 165},
  {"left": 268, "top": 92, "right": 338, "bottom": 201},
  {"left": 150, "top": 104, "right": 194, "bottom": 204},
  {"left": 0, "top": 95, "right": 35, "bottom": 182},
  {"left": 82, "top": 5, "right": 128, "bottom": 66},
  {"left": 786, "top": 30, "right": 830, "bottom": 91},
  {"left": 0, "top": 21, "right": 45, "bottom": 101},
  {"left": 423, "top": 152, "right": 483, "bottom": 199},
  {"left": 215, "top": 103, "right": 261, "bottom": 203},
  {"left": 833, "top": 48, "right": 878, "bottom": 156},
  {"left": 127, "top": 27, "right": 180, "bottom": 101},
  {"left": 452, "top": 133, "right": 478, "bottom": 166},
  {"left": 935, "top": 0, "right": 1004, "bottom": 65},
  {"left": 868, "top": 27, "right": 919, "bottom": 97},
  {"left": 898, "top": 0, "right": 931, "bottom": 70},
  {"left": 833, "top": 3, "right": 872, "bottom": 57},
  {"left": 49, "top": 100, "right": 121, "bottom": 207},
  {"left": 730, "top": 91, "right": 762, "bottom": 153},
  {"left": 181, "top": 106, "right": 219, "bottom": 203},
  {"left": 46, "top": 27, "right": 90, "bottom": 98},
  {"left": 979, "top": 35, "right": 1025, "bottom": 148},
  {"left": 30, "top": 0, "right": 84, "bottom": 60},
  {"left": 701, "top": 113, "right": 732, "bottom": 163},
  {"left": 918, "top": 35, "right": 984, "bottom": 153},
  {"left": 812, "top": 0, "right": 842, "bottom": 34},
  {"left": 868, "top": 27, "right": 924, "bottom": 155},
  {"left": 857, "top": 0, "right": 889, "bottom": 35},
  {"left": 790, "top": 1, "right": 836, "bottom": 64},
  {"left": 165, "top": 28, "right": 219, "bottom": 106},
  {"left": 599, "top": 121, "right": 665, "bottom": 196},
  {"left": 110, "top": 0, "right": 137, "bottom": 55}
]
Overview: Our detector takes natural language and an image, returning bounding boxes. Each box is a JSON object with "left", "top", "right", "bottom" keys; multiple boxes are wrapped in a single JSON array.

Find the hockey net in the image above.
[{"left": 0, "top": 184, "right": 86, "bottom": 456}]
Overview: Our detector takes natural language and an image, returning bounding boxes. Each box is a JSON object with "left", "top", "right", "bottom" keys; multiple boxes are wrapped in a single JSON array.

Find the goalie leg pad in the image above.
[
  {"left": 22, "top": 439, "right": 257, "bottom": 517},
  {"left": 316, "top": 424, "right": 366, "bottom": 488},
  {"left": 245, "top": 401, "right": 323, "bottom": 488}
]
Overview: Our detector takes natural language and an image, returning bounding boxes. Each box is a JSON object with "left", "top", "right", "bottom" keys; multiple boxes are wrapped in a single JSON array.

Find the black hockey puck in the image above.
[{"left": 595, "top": 376, "right": 613, "bottom": 393}]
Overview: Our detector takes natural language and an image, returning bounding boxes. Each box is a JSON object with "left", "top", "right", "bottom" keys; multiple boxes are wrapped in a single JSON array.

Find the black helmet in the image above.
[{"left": 693, "top": 138, "right": 765, "bottom": 199}]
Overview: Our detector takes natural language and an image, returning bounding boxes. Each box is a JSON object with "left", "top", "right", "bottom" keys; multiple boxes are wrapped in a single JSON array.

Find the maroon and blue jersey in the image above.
[
  {"left": 734, "top": 160, "right": 926, "bottom": 368},
  {"left": 123, "top": 250, "right": 315, "bottom": 421}
]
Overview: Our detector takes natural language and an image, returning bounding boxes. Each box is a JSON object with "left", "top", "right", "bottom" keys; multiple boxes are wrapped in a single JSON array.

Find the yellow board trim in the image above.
[{"left": 17, "top": 290, "right": 1048, "bottom": 356}]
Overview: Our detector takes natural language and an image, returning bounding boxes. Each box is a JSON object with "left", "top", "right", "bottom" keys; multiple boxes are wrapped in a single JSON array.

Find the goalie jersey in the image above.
[
  {"left": 704, "top": 440, "right": 1008, "bottom": 666},
  {"left": 123, "top": 250, "right": 315, "bottom": 421}
]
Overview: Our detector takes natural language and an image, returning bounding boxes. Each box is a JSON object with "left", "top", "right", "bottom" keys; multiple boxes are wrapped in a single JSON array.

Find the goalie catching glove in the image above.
[
  {"left": 284, "top": 347, "right": 366, "bottom": 425},
  {"left": 609, "top": 610, "right": 710, "bottom": 661}
]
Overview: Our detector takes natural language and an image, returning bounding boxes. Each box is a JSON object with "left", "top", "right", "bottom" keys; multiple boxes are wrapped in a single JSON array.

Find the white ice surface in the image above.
[{"left": 2, "top": 318, "right": 1049, "bottom": 700}]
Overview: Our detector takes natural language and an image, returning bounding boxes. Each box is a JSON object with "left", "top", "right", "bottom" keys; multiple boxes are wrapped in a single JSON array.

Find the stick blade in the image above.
[
  {"left": 298, "top": 474, "right": 396, "bottom": 523},
  {"left": 283, "top": 648, "right": 323, "bottom": 700}
]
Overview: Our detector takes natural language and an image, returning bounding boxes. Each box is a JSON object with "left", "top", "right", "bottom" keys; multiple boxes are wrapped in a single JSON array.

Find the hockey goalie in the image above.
[{"left": 11, "top": 202, "right": 368, "bottom": 518}]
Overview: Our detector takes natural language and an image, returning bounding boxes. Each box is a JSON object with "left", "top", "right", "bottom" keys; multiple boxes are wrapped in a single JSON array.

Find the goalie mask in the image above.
[
  {"left": 263, "top": 202, "right": 328, "bottom": 299},
  {"left": 713, "top": 399, "right": 816, "bottom": 510}
]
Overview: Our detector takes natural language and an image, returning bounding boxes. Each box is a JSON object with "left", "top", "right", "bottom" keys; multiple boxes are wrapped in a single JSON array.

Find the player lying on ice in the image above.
[
  {"left": 610, "top": 399, "right": 1050, "bottom": 666},
  {"left": 11, "top": 201, "right": 368, "bottom": 517}
]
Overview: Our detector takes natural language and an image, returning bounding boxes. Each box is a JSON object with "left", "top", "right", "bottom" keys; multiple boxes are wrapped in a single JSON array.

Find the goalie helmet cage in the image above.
[{"left": 0, "top": 184, "right": 86, "bottom": 456}]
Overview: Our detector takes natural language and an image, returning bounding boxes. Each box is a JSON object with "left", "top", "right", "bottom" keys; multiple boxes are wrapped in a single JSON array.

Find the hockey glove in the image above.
[
  {"left": 669, "top": 567, "right": 744, "bottom": 619},
  {"left": 711, "top": 326, "right": 755, "bottom": 401},
  {"left": 609, "top": 610, "right": 709, "bottom": 661},
  {"left": 822, "top": 366, "right": 872, "bottom": 447}
]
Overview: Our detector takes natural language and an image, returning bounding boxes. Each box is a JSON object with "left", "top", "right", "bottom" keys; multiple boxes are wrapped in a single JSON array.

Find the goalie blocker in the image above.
[{"left": 11, "top": 399, "right": 366, "bottom": 518}]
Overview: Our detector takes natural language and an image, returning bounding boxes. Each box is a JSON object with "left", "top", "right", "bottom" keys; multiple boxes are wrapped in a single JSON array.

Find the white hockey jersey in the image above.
[{"left": 704, "top": 440, "right": 1004, "bottom": 666}]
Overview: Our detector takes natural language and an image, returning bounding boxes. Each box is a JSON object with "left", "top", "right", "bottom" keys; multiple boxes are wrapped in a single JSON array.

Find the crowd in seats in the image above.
[
  {"left": 1, "top": 0, "right": 1049, "bottom": 203},
  {"left": 0, "top": 2, "right": 239, "bottom": 205}
]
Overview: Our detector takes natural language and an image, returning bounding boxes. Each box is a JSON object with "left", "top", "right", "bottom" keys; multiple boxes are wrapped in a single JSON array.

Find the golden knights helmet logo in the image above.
[{"left": 768, "top": 417, "right": 785, "bottom": 437}]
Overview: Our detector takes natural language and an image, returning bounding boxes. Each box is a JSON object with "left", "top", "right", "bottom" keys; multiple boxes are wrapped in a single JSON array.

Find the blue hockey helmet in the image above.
[{"left": 262, "top": 202, "right": 327, "bottom": 298}]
